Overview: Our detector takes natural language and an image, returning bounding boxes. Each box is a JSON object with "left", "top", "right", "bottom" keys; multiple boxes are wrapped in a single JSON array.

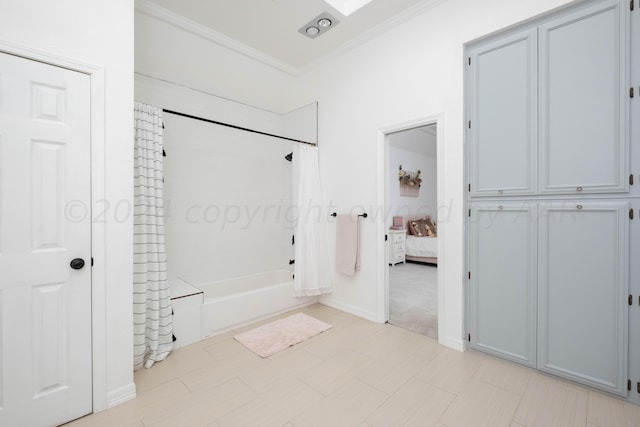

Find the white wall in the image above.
[
  {"left": 282, "top": 0, "right": 576, "bottom": 348},
  {"left": 388, "top": 130, "right": 437, "bottom": 228},
  {"left": 283, "top": 102, "right": 318, "bottom": 144},
  {"left": 135, "top": 7, "right": 296, "bottom": 113},
  {"left": 161, "top": 112, "right": 295, "bottom": 286},
  {"left": 0, "top": 0, "right": 135, "bottom": 409}
]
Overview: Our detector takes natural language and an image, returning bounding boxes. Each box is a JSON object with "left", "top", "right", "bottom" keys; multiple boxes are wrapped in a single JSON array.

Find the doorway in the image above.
[
  {"left": 376, "top": 114, "right": 442, "bottom": 345},
  {"left": 386, "top": 124, "right": 438, "bottom": 338}
]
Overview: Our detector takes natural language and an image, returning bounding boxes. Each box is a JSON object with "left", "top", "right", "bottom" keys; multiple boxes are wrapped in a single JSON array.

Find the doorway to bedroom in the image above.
[{"left": 386, "top": 124, "right": 439, "bottom": 339}]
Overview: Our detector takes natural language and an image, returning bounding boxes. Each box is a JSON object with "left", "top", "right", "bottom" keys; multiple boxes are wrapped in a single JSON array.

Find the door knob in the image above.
[{"left": 70, "top": 258, "right": 85, "bottom": 270}]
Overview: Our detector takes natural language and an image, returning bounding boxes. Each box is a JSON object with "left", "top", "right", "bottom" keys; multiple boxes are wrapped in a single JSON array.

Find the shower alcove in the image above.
[{"left": 139, "top": 75, "right": 319, "bottom": 347}]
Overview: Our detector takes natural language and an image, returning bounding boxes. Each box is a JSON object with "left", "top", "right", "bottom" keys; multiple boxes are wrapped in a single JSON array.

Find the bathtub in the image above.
[{"left": 196, "top": 269, "right": 317, "bottom": 338}]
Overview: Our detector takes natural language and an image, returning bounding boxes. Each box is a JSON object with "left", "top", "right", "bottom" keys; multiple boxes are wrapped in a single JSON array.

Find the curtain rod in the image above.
[{"left": 162, "top": 109, "right": 317, "bottom": 146}]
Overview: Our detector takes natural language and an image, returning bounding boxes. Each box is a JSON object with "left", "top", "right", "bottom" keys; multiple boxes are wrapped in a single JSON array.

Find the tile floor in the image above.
[
  {"left": 68, "top": 304, "right": 640, "bottom": 427},
  {"left": 389, "top": 262, "right": 438, "bottom": 339}
]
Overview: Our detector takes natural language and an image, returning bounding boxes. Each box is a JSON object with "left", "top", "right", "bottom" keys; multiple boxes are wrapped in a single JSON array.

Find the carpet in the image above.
[
  {"left": 389, "top": 262, "right": 438, "bottom": 339},
  {"left": 234, "top": 313, "right": 332, "bottom": 358}
]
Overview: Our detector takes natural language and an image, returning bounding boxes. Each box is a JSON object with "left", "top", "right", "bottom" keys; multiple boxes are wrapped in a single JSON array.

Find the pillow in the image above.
[
  {"left": 407, "top": 220, "right": 417, "bottom": 235},
  {"left": 409, "top": 219, "right": 431, "bottom": 237},
  {"left": 425, "top": 217, "right": 438, "bottom": 237}
]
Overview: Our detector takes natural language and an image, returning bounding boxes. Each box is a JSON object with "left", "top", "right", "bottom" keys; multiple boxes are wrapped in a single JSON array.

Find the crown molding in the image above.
[
  {"left": 300, "top": 0, "right": 447, "bottom": 74},
  {"left": 135, "top": 0, "right": 301, "bottom": 77}
]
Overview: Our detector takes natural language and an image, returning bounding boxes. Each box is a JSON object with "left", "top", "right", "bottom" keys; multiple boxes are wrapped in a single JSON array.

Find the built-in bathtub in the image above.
[{"left": 193, "top": 269, "right": 316, "bottom": 338}]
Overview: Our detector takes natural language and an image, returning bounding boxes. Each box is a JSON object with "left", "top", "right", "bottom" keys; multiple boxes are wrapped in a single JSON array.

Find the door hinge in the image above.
[
  {"left": 631, "top": 174, "right": 634, "bottom": 185},
  {"left": 630, "top": 209, "right": 634, "bottom": 220},
  {"left": 468, "top": 120, "right": 471, "bottom": 129},
  {"left": 468, "top": 209, "right": 471, "bottom": 217},
  {"left": 629, "top": 295, "right": 633, "bottom": 306},
  {"left": 631, "top": 0, "right": 635, "bottom": 11},
  {"left": 631, "top": 87, "right": 635, "bottom": 98},
  {"left": 385, "top": 234, "right": 388, "bottom": 242},
  {"left": 91, "top": 257, "right": 94, "bottom": 267},
  {"left": 468, "top": 271, "right": 471, "bottom": 280},
  {"left": 292, "top": 235, "right": 295, "bottom": 245},
  {"left": 468, "top": 57, "right": 471, "bottom": 65},
  {"left": 467, "top": 333, "right": 471, "bottom": 342},
  {"left": 628, "top": 379, "right": 632, "bottom": 391},
  {"left": 637, "top": 382, "right": 640, "bottom": 394},
  {"left": 468, "top": 183, "right": 471, "bottom": 192}
]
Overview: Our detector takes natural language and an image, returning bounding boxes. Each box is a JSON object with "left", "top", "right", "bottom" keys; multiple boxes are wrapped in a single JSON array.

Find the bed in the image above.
[{"left": 405, "top": 216, "right": 438, "bottom": 265}]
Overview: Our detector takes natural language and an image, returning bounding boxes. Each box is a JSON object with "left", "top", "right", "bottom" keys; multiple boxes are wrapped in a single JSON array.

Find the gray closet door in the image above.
[
  {"left": 468, "top": 29, "right": 537, "bottom": 197},
  {"left": 469, "top": 203, "right": 537, "bottom": 366},
  {"left": 539, "top": 0, "right": 627, "bottom": 195},
  {"left": 538, "top": 201, "right": 628, "bottom": 396}
]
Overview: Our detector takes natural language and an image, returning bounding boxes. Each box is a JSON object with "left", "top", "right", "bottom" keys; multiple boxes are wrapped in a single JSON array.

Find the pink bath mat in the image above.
[{"left": 234, "top": 313, "right": 332, "bottom": 358}]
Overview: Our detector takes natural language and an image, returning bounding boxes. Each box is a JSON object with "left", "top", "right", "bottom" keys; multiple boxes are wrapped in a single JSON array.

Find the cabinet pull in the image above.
[
  {"left": 576, "top": 186, "right": 583, "bottom": 192},
  {"left": 577, "top": 205, "right": 583, "bottom": 210}
]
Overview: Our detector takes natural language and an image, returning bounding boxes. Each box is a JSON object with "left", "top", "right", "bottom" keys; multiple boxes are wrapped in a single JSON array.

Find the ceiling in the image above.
[
  {"left": 144, "top": 0, "right": 440, "bottom": 72},
  {"left": 390, "top": 125, "right": 437, "bottom": 157}
]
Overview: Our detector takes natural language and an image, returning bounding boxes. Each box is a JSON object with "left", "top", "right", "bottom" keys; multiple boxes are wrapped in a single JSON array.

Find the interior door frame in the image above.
[
  {"left": 0, "top": 41, "right": 108, "bottom": 412},
  {"left": 376, "top": 113, "right": 445, "bottom": 343}
]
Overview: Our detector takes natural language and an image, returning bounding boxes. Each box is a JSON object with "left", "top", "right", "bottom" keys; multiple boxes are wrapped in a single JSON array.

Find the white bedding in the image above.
[{"left": 405, "top": 235, "right": 438, "bottom": 258}]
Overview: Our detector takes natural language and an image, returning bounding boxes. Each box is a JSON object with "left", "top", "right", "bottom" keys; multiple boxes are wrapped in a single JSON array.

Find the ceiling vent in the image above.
[{"left": 298, "top": 13, "right": 339, "bottom": 39}]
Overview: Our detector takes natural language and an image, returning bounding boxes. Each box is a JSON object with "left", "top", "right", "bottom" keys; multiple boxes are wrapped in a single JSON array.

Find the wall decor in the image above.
[{"left": 398, "top": 165, "right": 421, "bottom": 197}]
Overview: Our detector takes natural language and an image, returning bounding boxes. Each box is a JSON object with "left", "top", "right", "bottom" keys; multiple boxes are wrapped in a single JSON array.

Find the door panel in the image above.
[
  {"left": 469, "top": 203, "right": 537, "bottom": 366},
  {"left": 539, "top": 0, "right": 627, "bottom": 194},
  {"left": 0, "top": 52, "right": 92, "bottom": 426},
  {"left": 468, "top": 29, "right": 537, "bottom": 197},
  {"left": 538, "top": 201, "right": 628, "bottom": 396}
]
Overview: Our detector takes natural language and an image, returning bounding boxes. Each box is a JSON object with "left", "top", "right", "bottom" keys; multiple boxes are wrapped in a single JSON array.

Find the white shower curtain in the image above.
[
  {"left": 294, "top": 144, "right": 333, "bottom": 296},
  {"left": 133, "top": 102, "right": 173, "bottom": 370}
]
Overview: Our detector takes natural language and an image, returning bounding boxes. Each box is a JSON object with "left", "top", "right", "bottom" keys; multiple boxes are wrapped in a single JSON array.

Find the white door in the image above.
[
  {"left": 468, "top": 203, "right": 537, "bottom": 367},
  {"left": 538, "top": 201, "right": 628, "bottom": 396},
  {"left": 0, "top": 53, "right": 92, "bottom": 426}
]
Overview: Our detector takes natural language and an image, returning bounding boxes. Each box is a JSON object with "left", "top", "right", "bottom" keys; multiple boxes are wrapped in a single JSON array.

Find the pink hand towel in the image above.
[{"left": 335, "top": 214, "right": 360, "bottom": 276}]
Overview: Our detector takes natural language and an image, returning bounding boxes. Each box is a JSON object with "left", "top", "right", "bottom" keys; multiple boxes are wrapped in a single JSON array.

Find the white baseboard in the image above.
[
  {"left": 440, "top": 335, "right": 466, "bottom": 352},
  {"left": 106, "top": 382, "right": 137, "bottom": 409},
  {"left": 318, "top": 298, "right": 378, "bottom": 323}
]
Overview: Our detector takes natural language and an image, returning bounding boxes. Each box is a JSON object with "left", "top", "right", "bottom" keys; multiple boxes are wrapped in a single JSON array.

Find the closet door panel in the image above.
[
  {"left": 468, "top": 29, "right": 537, "bottom": 197},
  {"left": 539, "top": 0, "right": 627, "bottom": 194},
  {"left": 628, "top": 200, "right": 640, "bottom": 406},
  {"left": 469, "top": 203, "right": 537, "bottom": 366},
  {"left": 538, "top": 201, "right": 628, "bottom": 396}
]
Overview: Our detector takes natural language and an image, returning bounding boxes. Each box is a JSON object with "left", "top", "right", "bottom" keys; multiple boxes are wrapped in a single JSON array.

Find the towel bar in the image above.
[{"left": 330, "top": 212, "right": 368, "bottom": 218}]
